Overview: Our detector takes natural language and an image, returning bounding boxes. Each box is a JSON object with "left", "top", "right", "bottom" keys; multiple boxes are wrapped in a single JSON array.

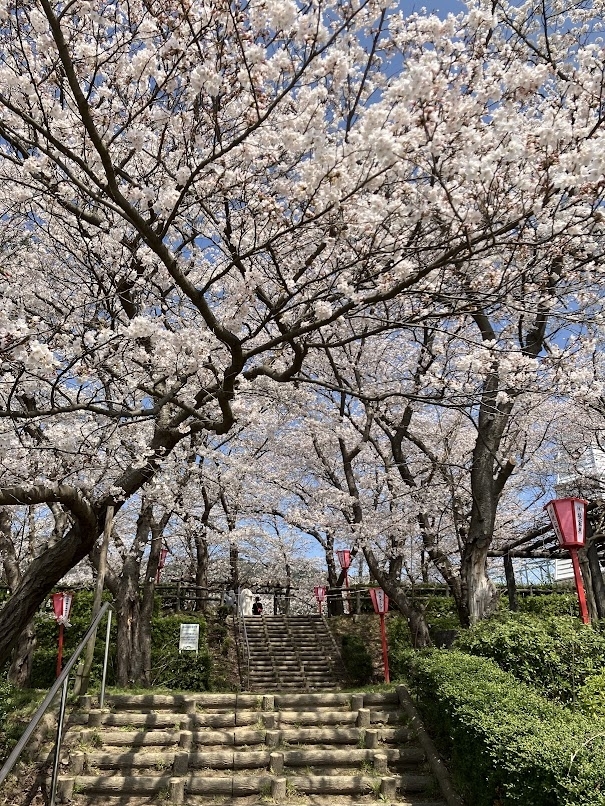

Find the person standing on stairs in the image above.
[{"left": 252, "top": 596, "right": 263, "bottom": 615}]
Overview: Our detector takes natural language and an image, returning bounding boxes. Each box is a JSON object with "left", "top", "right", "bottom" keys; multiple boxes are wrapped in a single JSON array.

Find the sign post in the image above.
[
  {"left": 51, "top": 592, "right": 74, "bottom": 678},
  {"left": 369, "top": 588, "right": 390, "bottom": 683},
  {"left": 179, "top": 623, "right": 200, "bottom": 654},
  {"left": 314, "top": 585, "right": 327, "bottom": 615}
]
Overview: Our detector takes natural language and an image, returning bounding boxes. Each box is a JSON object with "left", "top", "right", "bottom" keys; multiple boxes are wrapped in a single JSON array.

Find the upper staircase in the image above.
[{"left": 241, "top": 614, "right": 345, "bottom": 690}]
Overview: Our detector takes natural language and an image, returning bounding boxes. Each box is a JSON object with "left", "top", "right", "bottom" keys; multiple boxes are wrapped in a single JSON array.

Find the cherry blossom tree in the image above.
[{"left": 1, "top": 0, "right": 605, "bottom": 665}]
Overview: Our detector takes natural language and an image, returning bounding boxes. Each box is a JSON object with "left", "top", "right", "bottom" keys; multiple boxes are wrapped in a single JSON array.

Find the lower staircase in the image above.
[
  {"left": 241, "top": 614, "right": 345, "bottom": 690},
  {"left": 55, "top": 688, "right": 450, "bottom": 805}
]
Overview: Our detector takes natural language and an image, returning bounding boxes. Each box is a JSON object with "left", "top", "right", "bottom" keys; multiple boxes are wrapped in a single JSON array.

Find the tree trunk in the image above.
[
  {"left": 139, "top": 513, "right": 170, "bottom": 685},
  {"left": 195, "top": 532, "right": 209, "bottom": 612},
  {"left": 420, "top": 550, "right": 429, "bottom": 584},
  {"left": 504, "top": 552, "right": 518, "bottom": 612},
  {"left": 229, "top": 541, "right": 239, "bottom": 591},
  {"left": 105, "top": 503, "right": 156, "bottom": 688},
  {"left": 579, "top": 547, "right": 599, "bottom": 622},
  {"left": 1, "top": 508, "right": 37, "bottom": 687},
  {"left": 460, "top": 538, "right": 499, "bottom": 626},
  {"left": 284, "top": 562, "right": 292, "bottom": 615},
  {"left": 363, "top": 547, "right": 431, "bottom": 648},
  {"left": 587, "top": 541, "right": 605, "bottom": 619},
  {"left": 325, "top": 534, "right": 338, "bottom": 587},
  {"left": 8, "top": 622, "right": 36, "bottom": 688},
  {"left": 115, "top": 560, "right": 143, "bottom": 687}
]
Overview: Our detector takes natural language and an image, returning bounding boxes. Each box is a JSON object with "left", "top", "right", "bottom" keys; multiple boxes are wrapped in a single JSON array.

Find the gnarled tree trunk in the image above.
[{"left": 0, "top": 508, "right": 37, "bottom": 687}]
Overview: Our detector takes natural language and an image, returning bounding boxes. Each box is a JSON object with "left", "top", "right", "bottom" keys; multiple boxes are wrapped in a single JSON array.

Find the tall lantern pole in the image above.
[
  {"left": 370, "top": 588, "right": 390, "bottom": 683},
  {"left": 51, "top": 592, "right": 74, "bottom": 678},
  {"left": 544, "top": 497, "right": 590, "bottom": 625},
  {"left": 336, "top": 550, "right": 352, "bottom": 614}
]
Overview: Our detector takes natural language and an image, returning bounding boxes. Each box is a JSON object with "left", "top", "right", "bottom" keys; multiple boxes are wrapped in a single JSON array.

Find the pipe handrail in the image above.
[{"left": 0, "top": 601, "right": 113, "bottom": 792}]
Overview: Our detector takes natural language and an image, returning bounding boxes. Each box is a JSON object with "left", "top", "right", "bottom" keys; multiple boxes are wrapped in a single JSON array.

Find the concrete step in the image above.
[{"left": 59, "top": 684, "right": 452, "bottom": 806}]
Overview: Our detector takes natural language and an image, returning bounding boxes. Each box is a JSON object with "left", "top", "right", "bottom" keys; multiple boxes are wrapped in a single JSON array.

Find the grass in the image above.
[{"left": 341, "top": 682, "right": 397, "bottom": 693}]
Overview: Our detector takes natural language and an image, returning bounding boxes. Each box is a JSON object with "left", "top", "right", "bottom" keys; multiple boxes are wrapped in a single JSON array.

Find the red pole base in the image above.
[
  {"left": 344, "top": 573, "right": 350, "bottom": 615},
  {"left": 570, "top": 548, "right": 591, "bottom": 625},
  {"left": 56, "top": 623, "right": 64, "bottom": 679},
  {"left": 380, "top": 614, "right": 390, "bottom": 684}
]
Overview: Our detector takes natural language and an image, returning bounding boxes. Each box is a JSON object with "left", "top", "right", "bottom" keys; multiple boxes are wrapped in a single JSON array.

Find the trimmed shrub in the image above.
[
  {"left": 517, "top": 592, "right": 579, "bottom": 618},
  {"left": 423, "top": 595, "right": 461, "bottom": 631},
  {"left": 388, "top": 616, "right": 415, "bottom": 680},
  {"left": 30, "top": 591, "right": 116, "bottom": 689},
  {"left": 28, "top": 593, "right": 211, "bottom": 691},
  {"left": 405, "top": 649, "right": 605, "bottom": 806},
  {"left": 341, "top": 634, "right": 373, "bottom": 684},
  {"left": 455, "top": 612, "right": 605, "bottom": 703},
  {"left": 149, "top": 614, "right": 211, "bottom": 691},
  {"left": 578, "top": 671, "right": 605, "bottom": 718}
]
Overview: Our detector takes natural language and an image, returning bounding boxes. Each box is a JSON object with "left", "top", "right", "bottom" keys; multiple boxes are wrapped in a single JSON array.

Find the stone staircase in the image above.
[
  {"left": 241, "top": 614, "right": 345, "bottom": 690},
  {"left": 54, "top": 688, "right": 449, "bottom": 805}
]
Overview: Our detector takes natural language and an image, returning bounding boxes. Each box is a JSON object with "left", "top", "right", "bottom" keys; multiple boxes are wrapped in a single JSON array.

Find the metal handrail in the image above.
[
  {"left": 0, "top": 601, "right": 114, "bottom": 806},
  {"left": 235, "top": 589, "right": 251, "bottom": 690}
]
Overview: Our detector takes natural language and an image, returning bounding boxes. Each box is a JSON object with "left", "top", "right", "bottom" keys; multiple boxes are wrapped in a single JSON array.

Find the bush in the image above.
[
  {"left": 30, "top": 591, "right": 117, "bottom": 689},
  {"left": 341, "top": 634, "right": 373, "bottom": 684},
  {"left": 149, "top": 614, "right": 211, "bottom": 691},
  {"left": 0, "top": 676, "right": 44, "bottom": 759},
  {"left": 422, "top": 595, "right": 461, "bottom": 631},
  {"left": 27, "top": 593, "right": 211, "bottom": 691},
  {"left": 578, "top": 671, "right": 605, "bottom": 718},
  {"left": 454, "top": 612, "right": 605, "bottom": 703},
  {"left": 405, "top": 649, "right": 605, "bottom": 806},
  {"left": 388, "top": 616, "right": 415, "bottom": 680},
  {"left": 517, "top": 593, "right": 579, "bottom": 618}
]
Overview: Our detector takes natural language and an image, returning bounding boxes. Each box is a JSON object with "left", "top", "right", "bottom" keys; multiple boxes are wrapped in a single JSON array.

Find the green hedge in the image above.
[
  {"left": 517, "top": 593, "right": 579, "bottom": 618},
  {"left": 27, "top": 593, "right": 211, "bottom": 691},
  {"left": 454, "top": 613, "right": 605, "bottom": 703},
  {"left": 341, "top": 634, "right": 373, "bottom": 684},
  {"left": 405, "top": 650, "right": 605, "bottom": 806},
  {"left": 30, "top": 591, "right": 116, "bottom": 689},
  {"left": 149, "top": 614, "right": 211, "bottom": 690}
]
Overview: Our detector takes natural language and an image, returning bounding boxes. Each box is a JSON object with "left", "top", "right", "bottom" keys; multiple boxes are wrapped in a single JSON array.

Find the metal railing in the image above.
[
  {"left": 0, "top": 601, "right": 114, "bottom": 806},
  {"left": 233, "top": 589, "right": 251, "bottom": 690}
]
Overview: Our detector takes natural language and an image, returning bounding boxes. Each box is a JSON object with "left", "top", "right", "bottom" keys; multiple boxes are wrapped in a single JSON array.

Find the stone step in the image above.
[
  {"left": 66, "top": 797, "right": 447, "bottom": 806},
  {"left": 282, "top": 773, "right": 434, "bottom": 795},
  {"left": 103, "top": 693, "right": 240, "bottom": 709},
  {"left": 59, "top": 683, "right": 451, "bottom": 806},
  {"left": 65, "top": 772, "right": 434, "bottom": 798},
  {"left": 73, "top": 729, "right": 180, "bottom": 748},
  {"left": 192, "top": 728, "right": 266, "bottom": 746}
]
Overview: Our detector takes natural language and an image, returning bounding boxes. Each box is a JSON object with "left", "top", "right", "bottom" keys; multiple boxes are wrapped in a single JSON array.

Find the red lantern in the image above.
[
  {"left": 314, "top": 585, "right": 327, "bottom": 615},
  {"left": 336, "top": 550, "right": 351, "bottom": 570},
  {"left": 544, "top": 497, "right": 590, "bottom": 624},
  {"left": 369, "top": 588, "right": 389, "bottom": 615},
  {"left": 369, "top": 589, "right": 390, "bottom": 683},
  {"left": 51, "top": 592, "right": 74, "bottom": 678},
  {"left": 156, "top": 546, "right": 169, "bottom": 583}
]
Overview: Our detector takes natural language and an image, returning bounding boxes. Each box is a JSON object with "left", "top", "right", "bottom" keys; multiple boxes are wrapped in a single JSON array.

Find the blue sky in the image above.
[{"left": 400, "top": 0, "right": 466, "bottom": 15}]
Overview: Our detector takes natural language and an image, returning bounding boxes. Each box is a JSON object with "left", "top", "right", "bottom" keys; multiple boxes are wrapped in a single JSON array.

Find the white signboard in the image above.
[
  {"left": 554, "top": 559, "right": 574, "bottom": 582},
  {"left": 574, "top": 500, "right": 586, "bottom": 544},
  {"left": 546, "top": 503, "right": 563, "bottom": 545},
  {"left": 179, "top": 623, "right": 200, "bottom": 653}
]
